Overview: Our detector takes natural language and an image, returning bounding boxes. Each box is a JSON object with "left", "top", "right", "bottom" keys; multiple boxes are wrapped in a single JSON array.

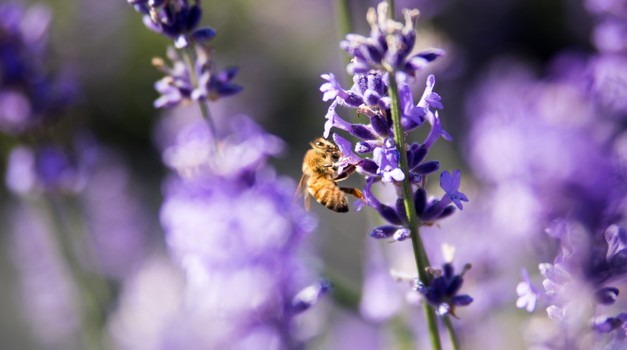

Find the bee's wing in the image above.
[{"left": 295, "top": 173, "right": 312, "bottom": 211}]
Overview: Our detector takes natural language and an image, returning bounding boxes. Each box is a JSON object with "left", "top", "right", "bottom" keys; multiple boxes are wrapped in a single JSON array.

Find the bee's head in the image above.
[{"left": 310, "top": 137, "right": 336, "bottom": 153}]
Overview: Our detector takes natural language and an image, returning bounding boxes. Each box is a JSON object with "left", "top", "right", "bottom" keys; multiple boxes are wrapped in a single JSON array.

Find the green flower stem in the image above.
[
  {"left": 387, "top": 0, "right": 395, "bottom": 19},
  {"left": 388, "top": 72, "right": 442, "bottom": 350},
  {"left": 41, "top": 195, "right": 107, "bottom": 350},
  {"left": 180, "top": 46, "right": 219, "bottom": 149},
  {"left": 335, "top": 0, "right": 353, "bottom": 73},
  {"left": 444, "top": 315, "right": 460, "bottom": 350}
]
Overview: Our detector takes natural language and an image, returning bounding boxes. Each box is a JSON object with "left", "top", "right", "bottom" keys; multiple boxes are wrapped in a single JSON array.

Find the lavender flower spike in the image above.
[
  {"left": 339, "top": 2, "right": 443, "bottom": 76},
  {"left": 160, "top": 117, "right": 320, "bottom": 348}
]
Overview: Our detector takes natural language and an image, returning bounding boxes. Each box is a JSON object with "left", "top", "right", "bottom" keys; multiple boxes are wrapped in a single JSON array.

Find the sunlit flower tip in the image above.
[
  {"left": 516, "top": 269, "right": 539, "bottom": 313},
  {"left": 405, "top": 49, "right": 445, "bottom": 74},
  {"left": 320, "top": 73, "right": 341, "bottom": 101},
  {"left": 593, "top": 313, "right": 627, "bottom": 334},
  {"left": 291, "top": 280, "right": 332, "bottom": 314},
  {"left": 320, "top": 73, "right": 363, "bottom": 107},
  {"left": 595, "top": 287, "right": 620, "bottom": 305},
  {"left": 440, "top": 169, "right": 469, "bottom": 210},
  {"left": 546, "top": 305, "right": 566, "bottom": 322},
  {"left": 370, "top": 225, "right": 400, "bottom": 239},
  {"left": 324, "top": 104, "right": 378, "bottom": 141},
  {"left": 392, "top": 228, "right": 411, "bottom": 241}
]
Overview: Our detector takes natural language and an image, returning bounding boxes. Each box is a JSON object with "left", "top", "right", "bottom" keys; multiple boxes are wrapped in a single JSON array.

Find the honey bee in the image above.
[{"left": 297, "top": 137, "right": 364, "bottom": 212}]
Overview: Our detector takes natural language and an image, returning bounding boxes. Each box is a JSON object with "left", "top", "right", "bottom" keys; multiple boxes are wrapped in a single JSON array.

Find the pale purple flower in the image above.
[
  {"left": 159, "top": 117, "right": 320, "bottom": 348},
  {"left": 516, "top": 269, "right": 539, "bottom": 312},
  {"left": 8, "top": 203, "right": 81, "bottom": 348},
  {"left": 439, "top": 170, "right": 469, "bottom": 210},
  {"left": 4, "top": 145, "right": 82, "bottom": 195},
  {"left": 79, "top": 144, "right": 150, "bottom": 279}
]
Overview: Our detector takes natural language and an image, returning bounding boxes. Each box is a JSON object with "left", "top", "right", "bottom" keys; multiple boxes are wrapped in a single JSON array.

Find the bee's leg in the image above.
[
  {"left": 340, "top": 187, "right": 364, "bottom": 200},
  {"left": 334, "top": 164, "right": 356, "bottom": 182}
]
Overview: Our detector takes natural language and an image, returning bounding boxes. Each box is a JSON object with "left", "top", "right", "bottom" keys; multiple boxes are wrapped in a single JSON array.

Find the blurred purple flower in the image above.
[
  {"left": 8, "top": 203, "right": 81, "bottom": 348},
  {"left": 78, "top": 143, "right": 151, "bottom": 280},
  {"left": 0, "top": 3, "right": 76, "bottom": 134},
  {"left": 466, "top": 59, "right": 621, "bottom": 230},
  {"left": 158, "top": 116, "right": 320, "bottom": 347},
  {"left": 516, "top": 269, "right": 539, "bottom": 312},
  {"left": 5, "top": 145, "right": 82, "bottom": 195}
]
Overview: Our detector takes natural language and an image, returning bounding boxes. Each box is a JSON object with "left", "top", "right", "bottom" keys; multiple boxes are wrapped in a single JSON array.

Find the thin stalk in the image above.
[
  {"left": 180, "top": 46, "right": 219, "bottom": 149},
  {"left": 388, "top": 72, "right": 442, "bottom": 350},
  {"left": 335, "top": 0, "right": 353, "bottom": 74},
  {"left": 387, "top": 0, "right": 395, "bottom": 19},
  {"left": 41, "top": 195, "right": 106, "bottom": 350},
  {"left": 444, "top": 315, "right": 460, "bottom": 350}
]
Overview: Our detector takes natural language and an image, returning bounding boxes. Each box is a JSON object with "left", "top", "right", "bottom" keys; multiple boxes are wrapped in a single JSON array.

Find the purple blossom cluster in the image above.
[
  {"left": 127, "top": 0, "right": 241, "bottom": 109},
  {"left": 7, "top": 0, "right": 627, "bottom": 348},
  {"left": 110, "top": 1, "right": 329, "bottom": 348},
  {"left": 128, "top": 0, "right": 215, "bottom": 48},
  {"left": 320, "top": 1, "right": 471, "bottom": 321},
  {"left": 0, "top": 3, "right": 75, "bottom": 134},
  {"left": 461, "top": 7, "right": 627, "bottom": 343},
  {"left": 108, "top": 117, "right": 324, "bottom": 348}
]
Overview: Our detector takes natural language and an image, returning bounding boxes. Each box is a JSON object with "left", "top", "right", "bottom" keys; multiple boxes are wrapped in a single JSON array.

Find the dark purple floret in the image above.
[
  {"left": 368, "top": 112, "right": 390, "bottom": 136},
  {"left": 414, "top": 160, "right": 440, "bottom": 175},
  {"left": 413, "top": 188, "right": 427, "bottom": 216},
  {"left": 359, "top": 159, "right": 379, "bottom": 175},
  {"left": 128, "top": 0, "right": 213, "bottom": 48},
  {"left": 194, "top": 65, "right": 242, "bottom": 101},
  {"left": 593, "top": 313, "right": 627, "bottom": 333},
  {"left": 414, "top": 262, "right": 473, "bottom": 317},
  {"left": 153, "top": 46, "right": 241, "bottom": 108},
  {"left": 595, "top": 287, "right": 620, "bottom": 305}
]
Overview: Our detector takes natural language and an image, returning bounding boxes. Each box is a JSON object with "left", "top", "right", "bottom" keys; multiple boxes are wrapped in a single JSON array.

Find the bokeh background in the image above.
[{"left": 1, "top": 0, "right": 625, "bottom": 349}]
